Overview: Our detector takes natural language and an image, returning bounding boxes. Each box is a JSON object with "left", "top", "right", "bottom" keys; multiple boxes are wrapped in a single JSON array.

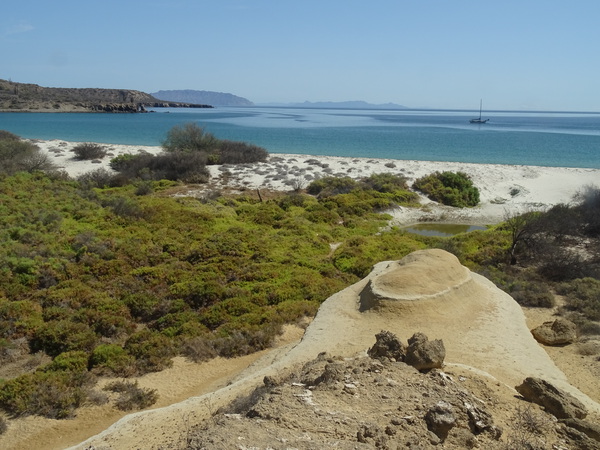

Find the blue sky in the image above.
[{"left": 2, "top": 1, "right": 599, "bottom": 111}]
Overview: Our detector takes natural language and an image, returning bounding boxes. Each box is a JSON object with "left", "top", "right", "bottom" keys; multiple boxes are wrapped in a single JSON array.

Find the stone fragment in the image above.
[
  {"left": 367, "top": 330, "right": 406, "bottom": 361},
  {"left": 424, "top": 400, "right": 456, "bottom": 440},
  {"left": 515, "top": 377, "right": 587, "bottom": 419}
]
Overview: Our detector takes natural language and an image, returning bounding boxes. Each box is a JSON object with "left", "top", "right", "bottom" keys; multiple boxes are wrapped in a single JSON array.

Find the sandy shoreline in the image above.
[{"left": 33, "top": 138, "right": 600, "bottom": 226}]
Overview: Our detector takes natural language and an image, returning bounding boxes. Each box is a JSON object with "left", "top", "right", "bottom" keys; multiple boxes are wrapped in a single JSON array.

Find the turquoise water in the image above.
[{"left": 1, "top": 107, "right": 599, "bottom": 168}]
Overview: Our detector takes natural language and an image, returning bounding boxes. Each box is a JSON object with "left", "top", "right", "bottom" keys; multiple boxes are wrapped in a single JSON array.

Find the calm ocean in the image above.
[{"left": 1, "top": 107, "right": 600, "bottom": 168}]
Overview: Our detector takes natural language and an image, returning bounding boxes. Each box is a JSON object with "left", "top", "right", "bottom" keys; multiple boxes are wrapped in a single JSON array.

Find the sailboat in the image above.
[{"left": 469, "top": 100, "right": 489, "bottom": 124}]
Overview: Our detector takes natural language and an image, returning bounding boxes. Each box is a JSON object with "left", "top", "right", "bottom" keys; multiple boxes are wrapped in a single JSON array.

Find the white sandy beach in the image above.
[{"left": 34, "top": 138, "right": 600, "bottom": 226}]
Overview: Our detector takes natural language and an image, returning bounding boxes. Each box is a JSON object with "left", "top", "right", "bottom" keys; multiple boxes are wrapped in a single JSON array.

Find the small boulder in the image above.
[
  {"left": 515, "top": 377, "right": 587, "bottom": 420},
  {"left": 368, "top": 330, "right": 406, "bottom": 361},
  {"left": 531, "top": 318, "right": 577, "bottom": 346},
  {"left": 405, "top": 332, "right": 445, "bottom": 371}
]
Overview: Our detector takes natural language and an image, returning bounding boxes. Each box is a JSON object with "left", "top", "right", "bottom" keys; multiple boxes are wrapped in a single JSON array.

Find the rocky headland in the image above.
[{"left": 0, "top": 79, "right": 212, "bottom": 112}]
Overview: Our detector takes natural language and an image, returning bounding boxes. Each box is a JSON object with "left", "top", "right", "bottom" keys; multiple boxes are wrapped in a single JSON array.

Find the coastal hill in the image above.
[
  {"left": 0, "top": 79, "right": 212, "bottom": 112},
  {"left": 151, "top": 89, "right": 254, "bottom": 106}
]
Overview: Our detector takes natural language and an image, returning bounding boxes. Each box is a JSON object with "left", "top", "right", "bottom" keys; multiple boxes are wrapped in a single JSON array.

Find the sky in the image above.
[{"left": 2, "top": 0, "right": 600, "bottom": 111}]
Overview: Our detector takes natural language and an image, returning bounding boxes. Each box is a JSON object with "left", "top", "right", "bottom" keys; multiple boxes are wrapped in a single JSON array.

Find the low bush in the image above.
[
  {"left": 0, "top": 136, "right": 56, "bottom": 175},
  {"left": 162, "top": 123, "right": 218, "bottom": 153},
  {"left": 72, "top": 143, "right": 107, "bottom": 160},
  {"left": 181, "top": 336, "right": 217, "bottom": 362},
  {"left": 77, "top": 167, "right": 118, "bottom": 188},
  {"left": 413, "top": 171, "right": 480, "bottom": 207},
  {"left": 103, "top": 380, "right": 158, "bottom": 411},
  {"left": 556, "top": 278, "right": 600, "bottom": 321},
  {"left": 307, "top": 176, "right": 358, "bottom": 196},
  {"left": 214, "top": 140, "right": 268, "bottom": 164}
]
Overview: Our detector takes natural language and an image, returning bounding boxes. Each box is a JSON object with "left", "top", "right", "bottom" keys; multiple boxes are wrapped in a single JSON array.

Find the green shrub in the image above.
[
  {"left": 44, "top": 351, "right": 89, "bottom": 373},
  {"left": 413, "top": 171, "right": 480, "bottom": 207},
  {"left": 72, "top": 143, "right": 107, "bottom": 160},
  {"left": 0, "top": 299, "right": 44, "bottom": 339},
  {"left": 109, "top": 153, "right": 140, "bottom": 171},
  {"left": 89, "top": 344, "right": 136, "bottom": 376},
  {"left": 363, "top": 172, "right": 409, "bottom": 193},
  {"left": 30, "top": 320, "right": 98, "bottom": 357},
  {"left": 0, "top": 370, "right": 92, "bottom": 418},
  {"left": 124, "top": 329, "right": 175, "bottom": 374},
  {"left": 108, "top": 151, "right": 209, "bottom": 183}
]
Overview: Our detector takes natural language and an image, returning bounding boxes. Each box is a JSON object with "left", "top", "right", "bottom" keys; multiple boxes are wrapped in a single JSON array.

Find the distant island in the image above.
[
  {"left": 151, "top": 90, "right": 253, "bottom": 107},
  {"left": 260, "top": 100, "right": 407, "bottom": 109},
  {"left": 0, "top": 79, "right": 212, "bottom": 112}
]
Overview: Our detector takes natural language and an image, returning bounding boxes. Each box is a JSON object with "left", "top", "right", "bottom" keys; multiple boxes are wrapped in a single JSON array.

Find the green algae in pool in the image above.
[{"left": 403, "top": 223, "right": 487, "bottom": 237}]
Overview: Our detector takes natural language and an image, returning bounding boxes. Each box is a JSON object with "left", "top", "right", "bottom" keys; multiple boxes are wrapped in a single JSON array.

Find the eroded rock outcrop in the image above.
[{"left": 516, "top": 377, "right": 588, "bottom": 419}]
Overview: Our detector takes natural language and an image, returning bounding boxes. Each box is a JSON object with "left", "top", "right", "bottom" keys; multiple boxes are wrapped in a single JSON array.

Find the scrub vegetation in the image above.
[
  {"left": 0, "top": 128, "right": 598, "bottom": 423},
  {"left": 413, "top": 171, "right": 480, "bottom": 207}
]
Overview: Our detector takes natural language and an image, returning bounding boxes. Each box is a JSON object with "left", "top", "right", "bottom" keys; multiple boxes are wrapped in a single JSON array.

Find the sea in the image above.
[{"left": 1, "top": 107, "right": 600, "bottom": 168}]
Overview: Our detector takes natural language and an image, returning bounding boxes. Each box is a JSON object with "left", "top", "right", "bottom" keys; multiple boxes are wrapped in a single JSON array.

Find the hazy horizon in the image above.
[{"left": 3, "top": 1, "right": 600, "bottom": 112}]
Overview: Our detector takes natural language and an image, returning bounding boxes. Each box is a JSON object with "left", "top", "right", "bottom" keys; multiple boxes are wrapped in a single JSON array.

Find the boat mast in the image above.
[{"left": 478, "top": 99, "right": 482, "bottom": 120}]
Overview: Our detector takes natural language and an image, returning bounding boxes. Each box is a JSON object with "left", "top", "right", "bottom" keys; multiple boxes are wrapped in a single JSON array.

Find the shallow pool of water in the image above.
[{"left": 403, "top": 223, "right": 487, "bottom": 237}]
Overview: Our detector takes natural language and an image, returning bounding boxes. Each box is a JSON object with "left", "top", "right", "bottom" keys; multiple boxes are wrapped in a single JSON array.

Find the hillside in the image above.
[
  {"left": 0, "top": 79, "right": 212, "bottom": 112},
  {"left": 151, "top": 89, "right": 253, "bottom": 106}
]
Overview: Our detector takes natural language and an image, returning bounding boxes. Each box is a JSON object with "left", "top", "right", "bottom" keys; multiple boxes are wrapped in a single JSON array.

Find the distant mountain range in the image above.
[
  {"left": 260, "top": 100, "right": 407, "bottom": 109},
  {"left": 151, "top": 90, "right": 253, "bottom": 107}
]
